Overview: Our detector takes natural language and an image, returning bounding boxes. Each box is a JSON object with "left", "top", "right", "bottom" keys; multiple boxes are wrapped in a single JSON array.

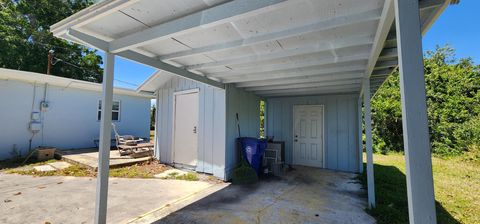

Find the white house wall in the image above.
[
  {"left": 155, "top": 76, "right": 226, "bottom": 179},
  {"left": 266, "top": 94, "right": 360, "bottom": 173},
  {"left": 225, "top": 84, "right": 261, "bottom": 180},
  {"left": 0, "top": 79, "right": 150, "bottom": 160}
]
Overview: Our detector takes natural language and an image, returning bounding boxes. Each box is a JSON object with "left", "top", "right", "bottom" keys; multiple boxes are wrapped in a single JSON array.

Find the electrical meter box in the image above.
[
  {"left": 31, "top": 112, "right": 40, "bottom": 121},
  {"left": 30, "top": 122, "right": 41, "bottom": 132}
]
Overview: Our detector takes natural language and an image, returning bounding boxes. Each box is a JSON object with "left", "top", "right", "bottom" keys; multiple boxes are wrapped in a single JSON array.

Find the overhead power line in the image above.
[{"left": 53, "top": 56, "right": 139, "bottom": 87}]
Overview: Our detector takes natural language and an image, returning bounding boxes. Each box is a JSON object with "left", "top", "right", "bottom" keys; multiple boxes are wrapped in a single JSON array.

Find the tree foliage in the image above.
[
  {"left": 150, "top": 104, "right": 156, "bottom": 130},
  {"left": 0, "top": 0, "right": 103, "bottom": 82},
  {"left": 372, "top": 46, "right": 480, "bottom": 156}
]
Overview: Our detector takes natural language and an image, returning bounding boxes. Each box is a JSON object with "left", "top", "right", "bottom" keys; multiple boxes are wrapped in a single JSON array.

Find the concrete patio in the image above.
[
  {"left": 60, "top": 148, "right": 151, "bottom": 170},
  {"left": 133, "top": 167, "right": 375, "bottom": 224}
]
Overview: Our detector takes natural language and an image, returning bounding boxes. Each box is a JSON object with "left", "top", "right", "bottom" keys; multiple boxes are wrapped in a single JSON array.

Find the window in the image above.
[{"left": 98, "top": 100, "right": 120, "bottom": 121}]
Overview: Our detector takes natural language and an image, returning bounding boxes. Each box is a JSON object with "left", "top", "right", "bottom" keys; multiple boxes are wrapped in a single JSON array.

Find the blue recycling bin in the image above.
[{"left": 238, "top": 137, "right": 268, "bottom": 176}]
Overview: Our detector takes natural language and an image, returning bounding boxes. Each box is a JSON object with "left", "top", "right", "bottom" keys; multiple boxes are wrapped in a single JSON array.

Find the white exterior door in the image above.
[
  {"left": 293, "top": 105, "right": 324, "bottom": 168},
  {"left": 173, "top": 90, "right": 199, "bottom": 167}
]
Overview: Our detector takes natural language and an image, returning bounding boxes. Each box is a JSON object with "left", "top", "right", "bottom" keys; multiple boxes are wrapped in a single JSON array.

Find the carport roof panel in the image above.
[{"left": 51, "top": 0, "right": 449, "bottom": 97}]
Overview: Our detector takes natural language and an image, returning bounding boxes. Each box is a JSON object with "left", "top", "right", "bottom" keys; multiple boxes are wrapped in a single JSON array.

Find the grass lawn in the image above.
[{"left": 360, "top": 153, "right": 479, "bottom": 224}]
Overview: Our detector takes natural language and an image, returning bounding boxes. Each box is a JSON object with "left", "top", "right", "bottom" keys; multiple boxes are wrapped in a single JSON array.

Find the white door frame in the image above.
[
  {"left": 171, "top": 88, "right": 200, "bottom": 167},
  {"left": 292, "top": 105, "right": 325, "bottom": 168}
]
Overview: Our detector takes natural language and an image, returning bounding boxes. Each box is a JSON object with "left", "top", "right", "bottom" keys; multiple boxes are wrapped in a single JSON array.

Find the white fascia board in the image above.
[
  {"left": 135, "top": 70, "right": 160, "bottom": 93},
  {"left": 109, "top": 0, "right": 290, "bottom": 53},
  {"left": 0, "top": 68, "right": 152, "bottom": 98},
  {"left": 159, "top": 8, "right": 382, "bottom": 61},
  {"left": 50, "top": 0, "right": 139, "bottom": 36}
]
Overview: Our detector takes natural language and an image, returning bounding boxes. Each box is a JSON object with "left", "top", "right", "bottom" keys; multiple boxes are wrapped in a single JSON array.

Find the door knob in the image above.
[{"left": 193, "top": 126, "right": 197, "bottom": 134}]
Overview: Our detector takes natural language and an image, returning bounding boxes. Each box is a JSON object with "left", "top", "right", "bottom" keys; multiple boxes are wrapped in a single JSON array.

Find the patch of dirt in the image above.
[
  {"left": 3, "top": 158, "right": 226, "bottom": 183},
  {"left": 109, "top": 159, "right": 169, "bottom": 178}
]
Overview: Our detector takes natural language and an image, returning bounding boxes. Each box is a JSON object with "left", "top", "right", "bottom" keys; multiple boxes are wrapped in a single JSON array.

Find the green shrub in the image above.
[{"left": 232, "top": 160, "right": 258, "bottom": 185}]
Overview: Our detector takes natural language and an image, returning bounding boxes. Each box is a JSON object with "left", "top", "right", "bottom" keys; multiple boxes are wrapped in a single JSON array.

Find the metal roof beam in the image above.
[
  {"left": 67, "top": 29, "right": 224, "bottom": 89},
  {"left": 109, "top": 0, "right": 289, "bottom": 53},
  {"left": 212, "top": 53, "right": 369, "bottom": 77},
  {"left": 185, "top": 35, "right": 373, "bottom": 70},
  {"left": 245, "top": 79, "right": 362, "bottom": 92},
  {"left": 374, "top": 60, "right": 398, "bottom": 69},
  {"left": 261, "top": 88, "right": 358, "bottom": 98},
  {"left": 236, "top": 71, "right": 363, "bottom": 88},
  {"left": 371, "top": 68, "right": 395, "bottom": 77},
  {"left": 225, "top": 65, "right": 365, "bottom": 83},
  {"left": 378, "top": 48, "right": 398, "bottom": 60},
  {"left": 159, "top": 8, "right": 382, "bottom": 61},
  {"left": 256, "top": 84, "right": 360, "bottom": 95},
  {"left": 117, "top": 51, "right": 225, "bottom": 89},
  {"left": 419, "top": 0, "right": 445, "bottom": 10},
  {"left": 67, "top": 29, "right": 109, "bottom": 51},
  {"left": 364, "top": 0, "right": 395, "bottom": 80}
]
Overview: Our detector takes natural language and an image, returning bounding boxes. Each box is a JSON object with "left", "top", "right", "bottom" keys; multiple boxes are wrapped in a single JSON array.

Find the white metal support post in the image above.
[
  {"left": 94, "top": 52, "right": 115, "bottom": 224},
  {"left": 363, "top": 79, "right": 375, "bottom": 208},
  {"left": 394, "top": 0, "right": 437, "bottom": 223},
  {"left": 358, "top": 97, "right": 364, "bottom": 173}
]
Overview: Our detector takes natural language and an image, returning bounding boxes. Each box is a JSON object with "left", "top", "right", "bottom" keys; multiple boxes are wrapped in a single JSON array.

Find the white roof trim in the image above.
[
  {"left": 0, "top": 68, "right": 153, "bottom": 98},
  {"left": 50, "top": 0, "right": 140, "bottom": 36}
]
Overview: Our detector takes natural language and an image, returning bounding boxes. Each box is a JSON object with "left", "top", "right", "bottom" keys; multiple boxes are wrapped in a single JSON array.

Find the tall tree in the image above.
[
  {"left": 0, "top": 0, "right": 103, "bottom": 82},
  {"left": 371, "top": 46, "right": 480, "bottom": 156}
]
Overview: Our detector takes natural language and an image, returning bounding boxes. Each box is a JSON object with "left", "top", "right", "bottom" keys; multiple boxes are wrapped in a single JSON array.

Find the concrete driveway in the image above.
[
  {"left": 0, "top": 174, "right": 226, "bottom": 224},
  {"left": 1, "top": 167, "right": 374, "bottom": 224},
  {"left": 135, "top": 167, "right": 375, "bottom": 224}
]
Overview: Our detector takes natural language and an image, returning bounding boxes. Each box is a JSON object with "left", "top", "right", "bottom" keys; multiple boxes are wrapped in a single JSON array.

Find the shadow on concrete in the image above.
[
  {"left": 360, "top": 163, "right": 460, "bottom": 224},
  {"left": 147, "top": 167, "right": 376, "bottom": 224}
]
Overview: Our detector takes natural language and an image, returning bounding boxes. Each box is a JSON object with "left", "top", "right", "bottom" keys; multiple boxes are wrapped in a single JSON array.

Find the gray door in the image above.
[{"left": 293, "top": 105, "right": 324, "bottom": 168}]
